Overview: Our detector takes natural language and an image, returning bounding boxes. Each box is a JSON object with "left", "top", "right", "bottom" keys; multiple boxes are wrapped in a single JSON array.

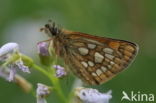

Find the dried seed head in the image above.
[{"left": 15, "top": 75, "right": 32, "bottom": 93}]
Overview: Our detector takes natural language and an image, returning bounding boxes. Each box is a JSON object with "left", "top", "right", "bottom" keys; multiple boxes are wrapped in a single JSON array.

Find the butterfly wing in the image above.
[{"left": 61, "top": 31, "right": 139, "bottom": 85}]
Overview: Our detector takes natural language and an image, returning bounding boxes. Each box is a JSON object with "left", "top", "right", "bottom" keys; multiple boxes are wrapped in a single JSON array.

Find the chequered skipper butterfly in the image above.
[{"left": 40, "top": 21, "right": 139, "bottom": 85}]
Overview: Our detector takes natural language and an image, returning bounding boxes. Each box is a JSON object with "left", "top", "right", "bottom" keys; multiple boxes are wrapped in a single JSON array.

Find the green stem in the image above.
[
  {"left": 32, "top": 64, "right": 49, "bottom": 77},
  {"left": 2, "top": 53, "right": 20, "bottom": 67},
  {"left": 20, "top": 54, "right": 68, "bottom": 103},
  {"left": 32, "top": 64, "right": 68, "bottom": 103}
]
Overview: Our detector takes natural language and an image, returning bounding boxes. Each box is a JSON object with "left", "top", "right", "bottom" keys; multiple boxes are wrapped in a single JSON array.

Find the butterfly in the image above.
[{"left": 40, "top": 21, "right": 139, "bottom": 85}]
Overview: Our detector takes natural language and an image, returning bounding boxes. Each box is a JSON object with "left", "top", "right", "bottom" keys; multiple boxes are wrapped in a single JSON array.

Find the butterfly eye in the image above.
[{"left": 45, "top": 24, "right": 50, "bottom": 28}]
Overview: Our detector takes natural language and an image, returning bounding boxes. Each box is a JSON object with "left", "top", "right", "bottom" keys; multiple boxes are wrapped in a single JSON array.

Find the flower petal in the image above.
[
  {"left": 53, "top": 65, "right": 67, "bottom": 78},
  {"left": 8, "top": 65, "right": 17, "bottom": 82},
  {"left": 0, "top": 43, "right": 19, "bottom": 57},
  {"left": 36, "top": 83, "right": 51, "bottom": 98},
  {"left": 37, "top": 42, "right": 49, "bottom": 56},
  {"left": 15, "top": 60, "right": 30, "bottom": 73},
  {"left": 75, "top": 87, "right": 112, "bottom": 103}
]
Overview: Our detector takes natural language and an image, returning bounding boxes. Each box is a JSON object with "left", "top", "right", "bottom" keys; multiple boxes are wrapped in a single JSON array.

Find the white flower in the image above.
[
  {"left": 0, "top": 43, "right": 30, "bottom": 82},
  {"left": 8, "top": 64, "right": 17, "bottom": 81},
  {"left": 15, "top": 59, "right": 30, "bottom": 73},
  {"left": 53, "top": 65, "right": 67, "bottom": 78},
  {"left": 0, "top": 43, "right": 19, "bottom": 61},
  {"left": 75, "top": 87, "right": 112, "bottom": 103},
  {"left": 37, "top": 83, "right": 51, "bottom": 97},
  {"left": 0, "top": 68, "right": 32, "bottom": 92},
  {"left": 7, "top": 59, "right": 30, "bottom": 81},
  {"left": 36, "top": 83, "right": 51, "bottom": 103}
]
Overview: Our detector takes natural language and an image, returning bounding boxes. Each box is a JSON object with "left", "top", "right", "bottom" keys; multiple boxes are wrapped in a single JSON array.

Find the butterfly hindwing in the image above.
[{"left": 63, "top": 32, "right": 138, "bottom": 85}]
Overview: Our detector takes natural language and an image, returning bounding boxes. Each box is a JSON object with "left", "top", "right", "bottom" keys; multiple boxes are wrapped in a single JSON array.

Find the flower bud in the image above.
[
  {"left": 37, "top": 42, "right": 52, "bottom": 66},
  {"left": 53, "top": 65, "right": 67, "bottom": 78}
]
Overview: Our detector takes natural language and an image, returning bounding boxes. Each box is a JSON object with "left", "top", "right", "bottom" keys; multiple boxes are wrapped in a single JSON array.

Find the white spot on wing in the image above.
[
  {"left": 96, "top": 69, "right": 103, "bottom": 76},
  {"left": 110, "top": 61, "right": 115, "bottom": 65},
  {"left": 108, "top": 65, "right": 112, "bottom": 69},
  {"left": 101, "top": 66, "right": 107, "bottom": 72},
  {"left": 103, "top": 48, "right": 113, "bottom": 54},
  {"left": 92, "top": 72, "right": 97, "bottom": 77},
  {"left": 105, "top": 54, "right": 114, "bottom": 60},
  {"left": 88, "top": 61, "right": 94, "bottom": 67},
  {"left": 87, "top": 44, "right": 96, "bottom": 49},
  {"left": 78, "top": 47, "right": 89, "bottom": 55},
  {"left": 94, "top": 52, "right": 104, "bottom": 63},
  {"left": 81, "top": 61, "right": 88, "bottom": 68}
]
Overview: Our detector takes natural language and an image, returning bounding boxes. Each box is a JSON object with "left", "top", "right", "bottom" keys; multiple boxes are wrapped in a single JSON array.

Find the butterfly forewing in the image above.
[{"left": 61, "top": 31, "right": 138, "bottom": 85}]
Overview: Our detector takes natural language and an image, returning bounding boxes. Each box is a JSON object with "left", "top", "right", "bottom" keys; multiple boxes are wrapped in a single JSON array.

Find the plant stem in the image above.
[
  {"left": 32, "top": 64, "right": 49, "bottom": 77},
  {"left": 32, "top": 64, "right": 68, "bottom": 103}
]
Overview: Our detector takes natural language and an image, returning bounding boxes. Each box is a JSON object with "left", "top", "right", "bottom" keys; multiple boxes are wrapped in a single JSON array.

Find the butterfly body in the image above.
[{"left": 41, "top": 22, "right": 139, "bottom": 85}]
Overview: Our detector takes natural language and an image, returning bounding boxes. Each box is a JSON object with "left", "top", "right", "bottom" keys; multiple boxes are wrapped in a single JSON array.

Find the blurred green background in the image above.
[{"left": 0, "top": 0, "right": 156, "bottom": 103}]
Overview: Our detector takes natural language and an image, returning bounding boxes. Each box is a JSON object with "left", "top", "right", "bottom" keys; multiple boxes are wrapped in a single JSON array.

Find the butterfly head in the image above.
[{"left": 40, "top": 21, "right": 62, "bottom": 37}]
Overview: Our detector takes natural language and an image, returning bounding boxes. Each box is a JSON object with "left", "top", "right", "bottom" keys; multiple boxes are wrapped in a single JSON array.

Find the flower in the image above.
[
  {"left": 0, "top": 43, "right": 19, "bottom": 61},
  {"left": 8, "top": 64, "right": 17, "bottom": 81},
  {"left": 7, "top": 59, "right": 30, "bottom": 81},
  {"left": 37, "top": 42, "right": 50, "bottom": 56},
  {"left": 36, "top": 83, "right": 51, "bottom": 103},
  {"left": 0, "top": 43, "right": 30, "bottom": 82},
  {"left": 37, "top": 41, "right": 53, "bottom": 66},
  {"left": 53, "top": 65, "right": 67, "bottom": 78},
  {"left": 75, "top": 87, "right": 112, "bottom": 103},
  {"left": 0, "top": 67, "right": 32, "bottom": 93},
  {"left": 15, "top": 59, "right": 30, "bottom": 73}
]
